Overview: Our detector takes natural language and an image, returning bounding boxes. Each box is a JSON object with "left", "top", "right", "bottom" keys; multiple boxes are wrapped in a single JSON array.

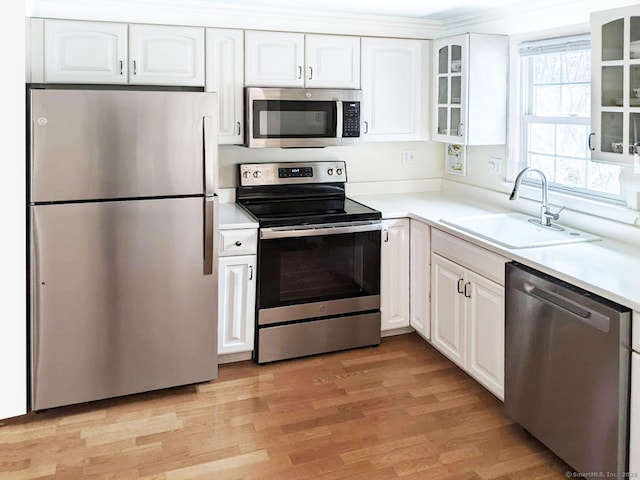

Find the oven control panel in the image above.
[{"left": 239, "top": 161, "right": 347, "bottom": 186}]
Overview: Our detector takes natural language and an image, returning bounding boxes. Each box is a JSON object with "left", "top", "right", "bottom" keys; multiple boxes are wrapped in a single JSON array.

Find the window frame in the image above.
[{"left": 518, "top": 35, "right": 625, "bottom": 204}]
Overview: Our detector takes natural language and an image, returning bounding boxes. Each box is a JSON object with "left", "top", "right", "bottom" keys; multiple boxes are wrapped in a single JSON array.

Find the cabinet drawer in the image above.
[
  {"left": 431, "top": 228, "right": 508, "bottom": 285},
  {"left": 219, "top": 229, "right": 257, "bottom": 256}
]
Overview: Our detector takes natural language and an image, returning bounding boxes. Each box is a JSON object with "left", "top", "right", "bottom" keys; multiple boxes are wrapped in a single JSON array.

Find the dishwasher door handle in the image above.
[{"left": 525, "top": 284, "right": 610, "bottom": 333}]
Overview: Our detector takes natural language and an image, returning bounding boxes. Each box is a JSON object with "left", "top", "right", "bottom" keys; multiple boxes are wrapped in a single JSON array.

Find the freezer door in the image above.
[
  {"left": 31, "top": 197, "right": 218, "bottom": 410},
  {"left": 30, "top": 89, "right": 218, "bottom": 202}
]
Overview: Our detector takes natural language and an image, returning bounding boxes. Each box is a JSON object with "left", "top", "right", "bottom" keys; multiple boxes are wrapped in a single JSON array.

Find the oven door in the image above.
[{"left": 257, "top": 221, "right": 381, "bottom": 326}]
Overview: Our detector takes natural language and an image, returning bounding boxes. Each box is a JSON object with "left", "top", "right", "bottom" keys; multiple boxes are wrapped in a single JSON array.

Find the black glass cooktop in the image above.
[{"left": 237, "top": 184, "right": 380, "bottom": 228}]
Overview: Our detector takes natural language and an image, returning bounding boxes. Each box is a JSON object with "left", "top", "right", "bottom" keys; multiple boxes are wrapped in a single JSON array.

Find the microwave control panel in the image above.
[{"left": 342, "top": 102, "right": 360, "bottom": 138}]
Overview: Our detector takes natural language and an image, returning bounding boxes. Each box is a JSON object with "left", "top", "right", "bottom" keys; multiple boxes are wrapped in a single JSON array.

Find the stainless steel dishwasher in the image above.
[{"left": 505, "top": 262, "right": 631, "bottom": 477}]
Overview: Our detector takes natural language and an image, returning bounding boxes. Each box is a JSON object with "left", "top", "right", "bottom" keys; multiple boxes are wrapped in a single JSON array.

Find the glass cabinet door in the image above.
[
  {"left": 435, "top": 41, "right": 464, "bottom": 141},
  {"left": 592, "top": 9, "right": 640, "bottom": 163}
]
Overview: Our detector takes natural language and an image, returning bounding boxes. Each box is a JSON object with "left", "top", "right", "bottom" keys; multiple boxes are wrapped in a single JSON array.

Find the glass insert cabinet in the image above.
[
  {"left": 591, "top": 6, "right": 640, "bottom": 165},
  {"left": 432, "top": 33, "right": 508, "bottom": 145}
]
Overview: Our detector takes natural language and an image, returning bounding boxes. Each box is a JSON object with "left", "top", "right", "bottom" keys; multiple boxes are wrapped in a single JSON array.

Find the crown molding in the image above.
[{"left": 26, "top": 0, "right": 443, "bottom": 39}]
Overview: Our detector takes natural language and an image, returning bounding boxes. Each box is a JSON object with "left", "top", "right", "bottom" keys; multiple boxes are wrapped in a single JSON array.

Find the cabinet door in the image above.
[
  {"left": 44, "top": 19, "right": 127, "bottom": 84},
  {"left": 218, "top": 255, "right": 256, "bottom": 354},
  {"left": 631, "top": 352, "right": 639, "bottom": 477},
  {"left": 245, "top": 31, "right": 304, "bottom": 87},
  {"left": 305, "top": 34, "right": 360, "bottom": 88},
  {"left": 380, "top": 218, "right": 410, "bottom": 331},
  {"left": 361, "top": 38, "right": 429, "bottom": 141},
  {"left": 431, "top": 253, "right": 466, "bottom": 368},
  {"left": 590, "top": 7, "right": 640, "bottom": 165},
  {"left": 432, "top": 35, "right": 467, "bottom": 143},
  {"left": 409, "top": 220, "right": 430, "bottom": 339},
  {"left": 206, "top": 29, "right": 244, "bottom": 145},
  {"left": 466, "top": 271, "right": 505, "bottom": 400},
  {"left": 129, "top": 24, "right": 205, "bottom": 86}
]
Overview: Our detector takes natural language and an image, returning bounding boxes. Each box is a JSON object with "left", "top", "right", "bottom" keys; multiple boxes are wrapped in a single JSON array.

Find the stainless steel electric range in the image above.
[{"left": 236, "top": 161, "right": 382, "bottom": 364}]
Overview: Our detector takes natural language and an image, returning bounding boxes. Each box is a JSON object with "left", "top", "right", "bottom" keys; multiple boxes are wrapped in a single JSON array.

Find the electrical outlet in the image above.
[
  {"left": 402, "top": 150, "right": 416, "bottom": 164},
  {"left": 489, "top": 157, "right": 502, "bottom": 174}
]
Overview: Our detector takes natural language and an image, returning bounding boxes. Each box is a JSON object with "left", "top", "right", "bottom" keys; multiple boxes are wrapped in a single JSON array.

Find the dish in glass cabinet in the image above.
[
  {"left": 611, "top": 142, "right": 624, "bottom": 154},
  {"left": 631, "top": 40, "right": 640, "bottom": 59},
  {"left": 613, "top": 98, "right": 640, "bottom": 106},
  {"left": 451, "top": 60, "right": 462, "bottom": 72}
]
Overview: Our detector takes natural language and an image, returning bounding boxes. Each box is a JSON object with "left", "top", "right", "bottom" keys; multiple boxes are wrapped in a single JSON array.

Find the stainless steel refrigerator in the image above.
[{"left": 29, "top": 88, "right": 219, "bottom": 410}]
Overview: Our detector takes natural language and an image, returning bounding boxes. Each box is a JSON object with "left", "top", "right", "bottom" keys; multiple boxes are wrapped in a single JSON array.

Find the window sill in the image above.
[{"left": 511, "top": 183, "right": 640, "bottom": 226}]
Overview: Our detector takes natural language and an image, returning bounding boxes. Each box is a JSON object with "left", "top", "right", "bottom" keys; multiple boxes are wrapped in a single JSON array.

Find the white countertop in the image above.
[
  {"left": 219, "top": 203, "right": 258, "bottom": 230},
  {"left": 351, "top": 191, "right": 640, "bottom": 312}
]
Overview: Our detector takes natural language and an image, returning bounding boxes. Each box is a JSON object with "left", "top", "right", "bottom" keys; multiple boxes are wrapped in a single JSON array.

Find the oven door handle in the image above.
[{"left": 260, "top": 221, "right": 382, "bottom": 239}]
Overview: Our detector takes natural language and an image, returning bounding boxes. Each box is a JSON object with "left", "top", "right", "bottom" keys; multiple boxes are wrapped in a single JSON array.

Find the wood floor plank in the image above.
[{"left": 0, "top": 334, "right": 571, "bottom": 479}]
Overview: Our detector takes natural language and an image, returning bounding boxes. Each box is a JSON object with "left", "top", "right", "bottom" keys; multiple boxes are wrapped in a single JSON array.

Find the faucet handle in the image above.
[{"left": 545, "top": 205, "right": 566, "bottom": 221}]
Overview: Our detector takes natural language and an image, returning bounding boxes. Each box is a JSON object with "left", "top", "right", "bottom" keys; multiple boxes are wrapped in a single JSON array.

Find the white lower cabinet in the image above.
[
  {"left": 431, "top": 229, "right": 507, "bottom": 400},
  {"left": 380, "top": 218, "right": 410, "bottom": 331},
  {"left": 218, "top": 255, "right": 256, "bottom": 355},
  {"left": 431, "top": 253, "right": 467, "bottom": 366},
  {"left": 631, "top": 352, "right": 639, "bottom": 476},
  {"left": 218, "top": 227, "right": 257, "bottom": 356},
  {"left": 466, "top": 270, "right": 504, "bottom": 398},
  {"left": 410, "top": 220, "right": 430, "bottom": 339}
]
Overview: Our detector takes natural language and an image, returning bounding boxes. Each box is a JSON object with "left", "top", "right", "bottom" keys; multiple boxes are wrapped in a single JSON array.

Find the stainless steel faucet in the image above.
[{"left": 509, "top": 167, "right": 565, "bottom": 230}]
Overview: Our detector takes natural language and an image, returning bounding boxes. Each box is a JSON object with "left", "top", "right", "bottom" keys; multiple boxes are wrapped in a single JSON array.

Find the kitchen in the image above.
[{"left": 2, "top": 0, "right": 640, "bottom": 477}]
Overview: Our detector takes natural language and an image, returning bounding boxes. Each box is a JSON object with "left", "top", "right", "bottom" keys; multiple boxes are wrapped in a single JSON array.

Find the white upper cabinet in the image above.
[
  {"left": 245, "top": 31, "right": 305, "bottom": 87},
  {"left": 305, "top": 34, "right": 360, "bottom": 88},
  {"left": 590, "top": 5, "right": 640, "bottom": 165},
  {"left": 361, "top": 37, "right": 429, "bottom": 141},
  {"left": 41, "top": 20, "right": 204, "bottom": 86},
  {"left": 44, "top": 19, "right": 128, "bottom": 84},
  {"left": 128, "top": 24, "right": 204, "bottom": 86},
  {"left": 432, "top": 33, "right": 507, "bottom": 145},
  {"left": 206, "top": 28, "right": 244, "bottom": 144},
  {"left": 244, "top": 31, "right": 360, "bottom": 88}
]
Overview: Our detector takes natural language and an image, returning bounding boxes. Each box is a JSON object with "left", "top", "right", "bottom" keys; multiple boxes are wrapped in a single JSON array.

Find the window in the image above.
[{"left": 520, "top": 35, "right": 623, "bottom": 202}]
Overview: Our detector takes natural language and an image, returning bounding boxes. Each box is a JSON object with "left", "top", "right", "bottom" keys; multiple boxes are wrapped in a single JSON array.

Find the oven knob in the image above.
[
  {"left": 253, "top": 171, "right": 263, "bottom": 178},
  {"left": 336, "top": 168, "right": 343, "bottom": 176},
  {"left": 327, "top": 168, "right": 334, "bottom": 175},
  {"left": 242, "top": 170, "right": 252, "bottom": 179}
]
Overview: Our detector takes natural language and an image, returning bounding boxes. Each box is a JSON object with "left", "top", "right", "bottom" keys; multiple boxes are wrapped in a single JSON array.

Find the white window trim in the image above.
[{"left": 507, "top": 23, "right": 640, "bottom": 222}]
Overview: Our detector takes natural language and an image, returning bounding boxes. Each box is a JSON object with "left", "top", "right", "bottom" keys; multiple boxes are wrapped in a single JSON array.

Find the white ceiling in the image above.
[{"left": 209, "top": 0, "right": 533, "bottom": 21}]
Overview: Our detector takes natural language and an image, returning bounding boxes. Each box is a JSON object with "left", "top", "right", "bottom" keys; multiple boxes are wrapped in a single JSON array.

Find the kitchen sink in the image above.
[{"left": 439, "top": 212, "right": 601, "bottom": 249}]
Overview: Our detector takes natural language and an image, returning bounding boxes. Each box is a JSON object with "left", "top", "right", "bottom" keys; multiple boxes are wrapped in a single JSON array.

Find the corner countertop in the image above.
[
  {"left": 219, "top": 203, "right": 258, "bottom": 230},
  {"left": 351, "top": 191, "right": 640, "bottom": 312}
]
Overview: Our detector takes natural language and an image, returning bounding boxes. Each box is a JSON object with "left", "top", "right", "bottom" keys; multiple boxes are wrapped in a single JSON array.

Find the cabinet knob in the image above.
[{"left": 235, "top": 241, "right": 242, "bottom": 246}]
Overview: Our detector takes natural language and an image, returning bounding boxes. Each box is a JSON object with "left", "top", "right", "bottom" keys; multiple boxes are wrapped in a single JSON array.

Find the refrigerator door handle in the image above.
[
  {"left": 203, "top": 196, "right": 217, "bottom": 276},
  {"left": 203, "top": 116, "right": 215, "bottom": 196}
]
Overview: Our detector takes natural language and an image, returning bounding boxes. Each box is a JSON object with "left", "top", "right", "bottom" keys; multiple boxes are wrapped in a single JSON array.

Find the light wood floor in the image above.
[{"left": 0, "top": 334, "right": 570, "bottom": 479}]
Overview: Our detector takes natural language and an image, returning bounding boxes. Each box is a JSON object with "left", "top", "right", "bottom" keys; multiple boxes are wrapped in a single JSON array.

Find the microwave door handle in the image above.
[{"left": 336, "top": 100, "right": 344, "bottom": 138}]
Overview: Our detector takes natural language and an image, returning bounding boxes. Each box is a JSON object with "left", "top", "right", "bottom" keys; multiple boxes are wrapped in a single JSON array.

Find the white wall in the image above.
[
  {"left": 0, "top": 1, "right": 27, "bottom": 420},
  {"left": 219, "top": 141, "right": 444, "bottom": 188}
]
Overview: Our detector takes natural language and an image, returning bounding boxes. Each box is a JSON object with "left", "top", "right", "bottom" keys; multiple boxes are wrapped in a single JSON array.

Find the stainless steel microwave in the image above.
[{"left": 245, "top": 87, "right": 362, "bottom": 148}]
